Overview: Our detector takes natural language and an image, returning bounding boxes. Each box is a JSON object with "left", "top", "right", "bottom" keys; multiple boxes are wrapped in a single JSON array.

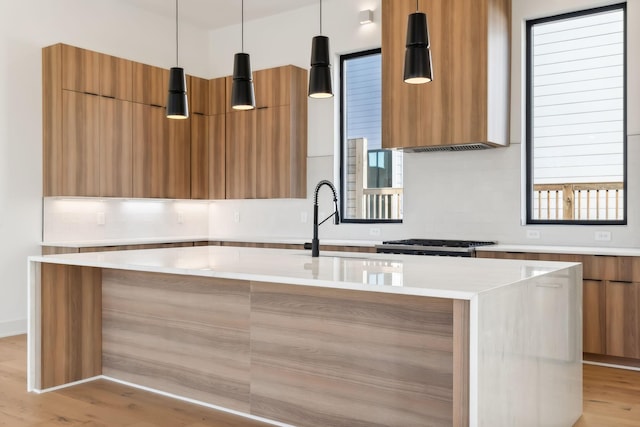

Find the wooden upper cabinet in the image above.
[
  {"left": 209, "top": 77, "right": 227, "bottom": 116},
  {"left": 381, "top": 0, "right": 510, "bottom": 150},
  {"left": 61, "top": 44, "right": 100, "bottom": 95},
  {"left": 189, "top": 76, "right": 210, "bottom": 115},
  {"left": 62, "top": 91, "right": 100, "bottom": 196},
  {"left": 254, "top": 66, "right": 292, "bottom": 109},
  {"left": 190, "top": 114, "right": 209, "bottom": 199},
  {"left": 209, "top": 114, "right": 226, "bottom": 199},
  {"left": 132, "top": 63, "right": 169, "bottom": 107},
  {"left": 226, "top": 110, "right": 256, "bottom": 199},
  {"left": 133, "top": 104, "right": 190, "bottom": 199},
  {"left": 100, "top": 97, "right": 133, "bottom": 197},
  {"left": 100, "top": 55, "right": 133, "bottom": 101}
]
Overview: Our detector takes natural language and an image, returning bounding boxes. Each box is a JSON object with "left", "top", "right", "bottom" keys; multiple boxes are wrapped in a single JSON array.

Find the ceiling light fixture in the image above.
[
  {"left": 403, "top": 0, "right": 433, "bottom": 84},
  {"left": 231, "top": 0, "right": 256, "bottom": 110},
  {"left": 308, "top": 0, "right": 333, "bottom": 98},
  {"left": 167, "top": 0, "right": 189, "bottom": 119}
]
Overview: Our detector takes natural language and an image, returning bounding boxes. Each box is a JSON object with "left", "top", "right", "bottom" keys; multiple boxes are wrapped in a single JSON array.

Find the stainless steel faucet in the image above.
[{"left": 311, "top": 180, "right": 340, "bottom": 257}]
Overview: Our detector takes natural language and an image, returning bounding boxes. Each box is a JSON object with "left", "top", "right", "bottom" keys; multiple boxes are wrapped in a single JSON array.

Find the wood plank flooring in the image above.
[
  {"left": 2, "top": 334, "right": 640, "bottom": 426},
  {"left": 0, "top": 335, "right": 271, "bottom": 427}
]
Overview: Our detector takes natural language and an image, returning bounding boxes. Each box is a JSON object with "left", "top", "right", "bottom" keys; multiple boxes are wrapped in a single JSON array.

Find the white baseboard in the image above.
[{"left": 0, "top": 318, "right": 27, "bottom": 338}]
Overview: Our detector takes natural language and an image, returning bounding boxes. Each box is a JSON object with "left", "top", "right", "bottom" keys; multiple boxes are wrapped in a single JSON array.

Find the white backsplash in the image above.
[{"left": 43, "top": 198, "right": 209, "bottom": 243}]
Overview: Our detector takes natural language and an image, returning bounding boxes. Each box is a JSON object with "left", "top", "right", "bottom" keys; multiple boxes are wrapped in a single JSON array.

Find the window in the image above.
[
  {"left": 526, "top": 3, "right": 626, "bottom": 224},
  {"left": 340, "top": 49, "right": 403, "bottom": 223}
]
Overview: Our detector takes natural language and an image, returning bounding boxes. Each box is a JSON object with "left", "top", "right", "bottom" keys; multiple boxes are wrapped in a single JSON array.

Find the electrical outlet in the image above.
[
  {"left": 177, "top": 211, "right": 185, "bottom": 224},
  {"left": 233, "top": 211, "right": 240, "bottom": 223},
  {"left": 96, "top": 212, "right": 105, "bottom": 225},
  {"left": 526, "top": 230, "right": 541, "bottom": 239},
  {"left": 595, "top": 231, "right": 611, "bottom": 241},
  {"left": 300, "top": 212, "right": 308, "bottom": 223},
  {"left": 369, "top": 227, "right": 381, "bottom": 237}
]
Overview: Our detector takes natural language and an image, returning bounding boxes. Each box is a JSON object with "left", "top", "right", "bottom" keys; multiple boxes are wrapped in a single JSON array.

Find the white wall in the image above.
[
  {"left": 0, "top": 0, "right": 211, "bottom": 336},
  {"left": 208, "top": 0, "right": 640, "bottom": 248}
]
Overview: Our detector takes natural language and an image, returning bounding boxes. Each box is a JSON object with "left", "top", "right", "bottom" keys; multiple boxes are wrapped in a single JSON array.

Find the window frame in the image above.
[
  {"left": 339, "top": 48, "right": 402, "bottom": 224},
  {"left": 525, "top": 2, "right": 628, "bottom": 225}
]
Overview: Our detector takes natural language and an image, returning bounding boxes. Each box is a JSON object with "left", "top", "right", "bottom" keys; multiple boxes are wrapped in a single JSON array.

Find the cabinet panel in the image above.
[
  {"left": 606, "top": 281, "right": 640, "bottom": 359},
  {"left": 225, "top": 111, "right": 256, "bottom": 199},
  {"left": 166, "top": 115, "right": 191, "bottom": 199},
  {"left": 189, "top": 76, "right": 210, "bottom": 115},
  {"left": 133, "top": 63, "right": 169, "bottom": 107},
  {"left": 583, "top": 280, "right": 606, "bottom": 354},
  {"left": 210, "top": 114, "right": 226, "bottom": 200},
  {"left": 190, "top": 114, "right": 209, "bottom": 199},
  {"left": 100, "top": 98, "right": 133, "bottom": 197},
  {"left": 62, "top": 91, "right": 100, "bottom": 196},
  {"left": 133, "top": 104, "right": 165, "bottom": 198},
  {"left": 209, "top": 77, "right": 227, "bottom": 115},
  {"left": 43, "top": 45, "right": 63, "bottom": 196},
  {"left": 256, "top": 106, "right": 290, "bottom": 198},
  {"left": 61, "top": 44, "right": 100, "bottom": 95},
  {"left": 100, "top": 54, "right": 133, "bottom": 100},
  {"left": 254, "top": 66, "right": 291, "bottom": 108}
]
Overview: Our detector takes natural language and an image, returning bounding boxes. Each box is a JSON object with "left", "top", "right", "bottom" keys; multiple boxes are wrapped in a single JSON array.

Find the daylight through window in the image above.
[
  {"left": 526, "top": 4, "right": 626, "bottom": 224},
  {"left": 340, "top": 49, "right": 403, "bottom": 222}
]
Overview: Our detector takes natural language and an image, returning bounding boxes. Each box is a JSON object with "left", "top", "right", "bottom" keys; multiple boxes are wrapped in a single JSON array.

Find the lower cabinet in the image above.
[
  {"left": 478, "top": 251, "right": 640, "bottom": 364},
  {"left": 605, "top": 280, "right": 640, "bottom": 359}
]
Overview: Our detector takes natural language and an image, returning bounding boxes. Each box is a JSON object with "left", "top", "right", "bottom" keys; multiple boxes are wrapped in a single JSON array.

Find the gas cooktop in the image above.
[{"left": 375, "top": 239, "right": 496, "bottom": 257}]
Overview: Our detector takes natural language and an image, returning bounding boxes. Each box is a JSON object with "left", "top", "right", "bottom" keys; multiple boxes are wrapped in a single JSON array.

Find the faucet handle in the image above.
[{"left": 303, "top": 242, "right": 312, "bottom": 250}]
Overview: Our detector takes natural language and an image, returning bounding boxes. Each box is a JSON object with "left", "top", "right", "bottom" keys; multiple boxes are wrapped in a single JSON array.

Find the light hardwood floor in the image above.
[{"left": 2, "top": 334, "right": 640, "bottom": 426}]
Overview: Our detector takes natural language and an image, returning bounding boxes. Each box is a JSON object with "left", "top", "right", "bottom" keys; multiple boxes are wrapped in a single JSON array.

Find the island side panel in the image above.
[
  {"left": 101, "top": 270, "right": 251, "bottom": 413},
  {"left": 453, "top": 300, "right": 470, "bottom": 427},
  {"left": 250, "top": 282, "right": 465, "bottom": 427},
  {"left": 40, "top": 263, "right": 102, "bottom": 389},
  {"left": 476, "top": 264, "right": 582, "bottom": 426}
]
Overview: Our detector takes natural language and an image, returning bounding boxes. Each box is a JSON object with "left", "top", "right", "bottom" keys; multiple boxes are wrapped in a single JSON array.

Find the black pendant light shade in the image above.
[
  {"left": 403, "top": 12, "right": 433, "bottom": 84},
  {"left": 167, "top": 0, "right": 188, "bottom": 119},
  {"left": 309, "top": 35, "right": 333, "bottom": 98},
  {"left": 167, "top": 67, "right": 189, "bottom": 119},
  {"left": 231, "top": 52, "right": 256, "bottom": 110}
]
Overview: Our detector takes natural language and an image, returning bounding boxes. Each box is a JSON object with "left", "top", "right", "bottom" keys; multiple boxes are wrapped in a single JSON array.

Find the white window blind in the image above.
[{"left": 531, "top": 8, "right": 624, "bottom": 184}]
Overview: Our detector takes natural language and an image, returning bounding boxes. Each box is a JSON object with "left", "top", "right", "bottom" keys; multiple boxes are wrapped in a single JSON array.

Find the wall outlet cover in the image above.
[
  {"left": 594, "top": 231, "right": 612, "bottom": 241},
  {"left": 526, "top": 230, "right": 541, "bottom": 239}
]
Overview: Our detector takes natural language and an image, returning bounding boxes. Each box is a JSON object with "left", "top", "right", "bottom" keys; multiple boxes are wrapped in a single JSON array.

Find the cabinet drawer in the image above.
[{"left": 582, "top": 256, "right": 640, "bottom": 282}]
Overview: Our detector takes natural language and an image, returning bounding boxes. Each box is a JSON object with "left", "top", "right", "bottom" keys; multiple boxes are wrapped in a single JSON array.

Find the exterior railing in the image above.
[
  {"left": 363, "top": 188, "right": 403, "bottom": 220},
  {"left": 533, "top": 182, "right": 624, "bottom": 220}
]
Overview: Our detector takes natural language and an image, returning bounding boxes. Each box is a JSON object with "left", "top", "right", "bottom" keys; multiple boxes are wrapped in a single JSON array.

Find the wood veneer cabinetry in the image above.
[
  {"left": 132, "top": 62, "right": 168, "bottom": 107},
  {"left": 224, "top": 65, "right": 307, "bottom": 199},
  {"left": 478, "top": 251, "right": 640, "bottom": 364},
  {"left": 381, "top": 0, "right": 510, "bottom": 150}
]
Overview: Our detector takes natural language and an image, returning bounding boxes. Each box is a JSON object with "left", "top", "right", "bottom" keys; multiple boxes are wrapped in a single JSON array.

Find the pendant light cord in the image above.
[
  {"left": 175, "top": 0, "right": 179, "bottom": 65},
  {"left": 241, "top": 0, "right": 245, "bottom": 52},
  {"left": 319, "top": 0, "right": 323, "bottom": 35}
]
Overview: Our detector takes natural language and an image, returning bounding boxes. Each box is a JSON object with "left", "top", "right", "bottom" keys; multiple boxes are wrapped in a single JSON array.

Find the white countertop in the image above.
[
  {"left": 41, "top": 236, "right": 380, "bottom": 248},
  {"left": 30, "top": 245, "right": 578, "bottom": 300},
  {"left": 477, "top": 244, "right": 640, "bottom": 257}
]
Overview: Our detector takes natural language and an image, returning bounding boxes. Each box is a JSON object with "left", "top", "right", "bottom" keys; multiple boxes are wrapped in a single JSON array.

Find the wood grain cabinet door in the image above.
[
  {"left": 254, "top": 66, "right": 291, "bottom": 109},
  {"left": 189, "top": 76, "right": 210, "bottom": 115},
  {"left": 190, "top": 114, "right": 209, "bottom": 199},
  {"left": 225, "top": 110, "right": 256, "bottom": 199},
  {"left": 100, "top": 54, "right": 133, "bottom": 101},
  {"left": 133, "top": 104, "right": 165, "bottom": 198},
  {"left": 209, "top": 77, "right": 227, "bottom": 116},
  {"left": 100, "top": 97, "right": 133, "bottom": 197},
  {"left": 166, "top": 115, "right": 191, "bottom": 199},
  {"left": 62, "top": 91, "right": 100, "bottom": 196},
  {"left": 61, "top": 44, "right": 100, "bottom": 95},
  {"left": 606, "top": 280, "right": 640, "bottom": 359},
  {"left": 256, "top": 106, "right": 291, "bottom": 199},
  {"left": 209, "top": 114, "right": 226, "bottom": 200},
  {"left": 133, "top": 63, "right": 169, "bottom": 107},
  {"left": 583, "top": 280, "right": 606, "bottom": 354}
]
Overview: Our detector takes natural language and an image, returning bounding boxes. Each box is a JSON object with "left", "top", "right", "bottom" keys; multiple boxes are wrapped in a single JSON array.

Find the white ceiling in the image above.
[{"left": 122, "top": 0, "right": 320, "bottom": 30}]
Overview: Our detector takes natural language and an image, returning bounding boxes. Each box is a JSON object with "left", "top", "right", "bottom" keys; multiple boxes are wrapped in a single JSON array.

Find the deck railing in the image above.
[
  {"left": 362, "top": 187, "right": 403, "bottom": 220},
  {"left": 533, "top": 182, "right": 624, "bottom": 220}
]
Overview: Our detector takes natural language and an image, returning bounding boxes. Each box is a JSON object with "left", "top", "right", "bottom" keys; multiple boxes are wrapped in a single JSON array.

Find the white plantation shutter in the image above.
[{"left": 531, "top": 7, "right": 625, "bottom": 185}]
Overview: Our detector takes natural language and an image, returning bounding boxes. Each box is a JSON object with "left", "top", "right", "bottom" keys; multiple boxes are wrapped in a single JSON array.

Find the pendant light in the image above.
[
  {"left": 231, "top": 0, "right": 255, "bottom": 110},
  {"left": 308, "top": 0, "right": 333, "bottom": 98},
  {"left": 167, "top": 0, "right": 189, "bottom": 119},
  {"left": 403, "top": 0, "right": 433, "bottom": 84}
]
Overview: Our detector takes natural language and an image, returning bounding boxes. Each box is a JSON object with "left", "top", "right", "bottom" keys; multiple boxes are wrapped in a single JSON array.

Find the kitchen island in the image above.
[{"left": 28, "top": 246, "right": 582, "bottom": 427}]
